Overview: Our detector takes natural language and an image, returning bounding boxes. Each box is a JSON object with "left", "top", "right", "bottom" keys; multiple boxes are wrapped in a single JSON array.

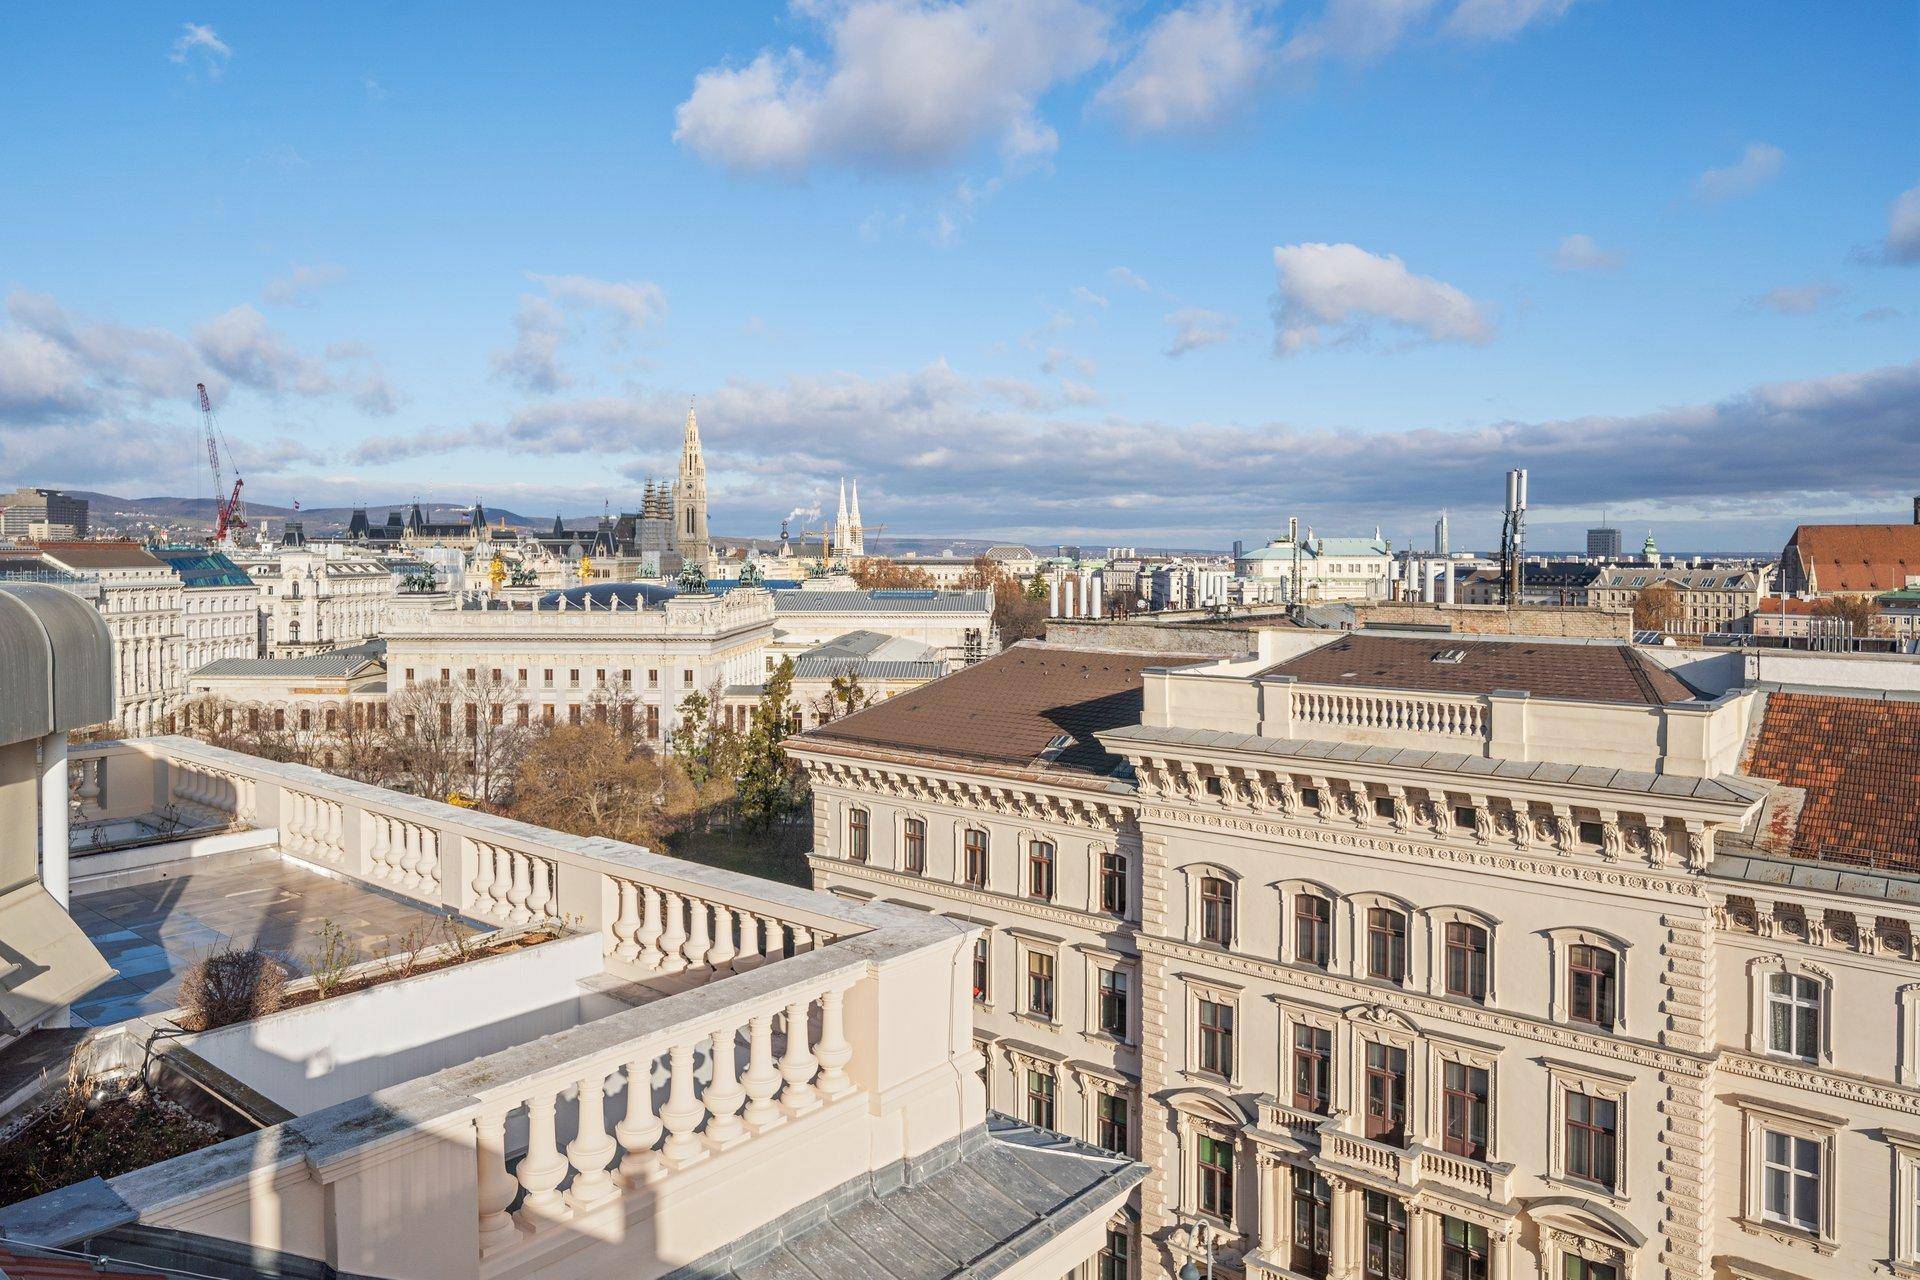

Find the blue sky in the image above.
[{"left": 1, "top": 1, "right": 1915, "bottom": 551}]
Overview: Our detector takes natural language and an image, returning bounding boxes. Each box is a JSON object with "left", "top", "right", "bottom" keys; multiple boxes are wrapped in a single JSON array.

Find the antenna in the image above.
[{"left": 1500, "top": 468, "right": 1528, "bottom": 605}]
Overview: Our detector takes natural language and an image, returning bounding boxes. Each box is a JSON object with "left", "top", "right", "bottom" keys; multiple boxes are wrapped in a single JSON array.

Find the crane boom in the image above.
[{"left": 196, "top": 382, "right": 247, "bottom": 544}]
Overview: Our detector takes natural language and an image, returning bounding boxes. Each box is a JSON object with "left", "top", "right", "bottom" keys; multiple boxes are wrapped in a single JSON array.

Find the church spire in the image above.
[{"left": 675, "top": 399, "right": 712, "bottom": 572}]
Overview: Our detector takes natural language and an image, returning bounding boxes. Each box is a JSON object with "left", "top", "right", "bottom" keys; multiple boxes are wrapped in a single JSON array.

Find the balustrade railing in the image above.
[{"left": 1292, "top": 687, "right": 1486, "bottom": 738}]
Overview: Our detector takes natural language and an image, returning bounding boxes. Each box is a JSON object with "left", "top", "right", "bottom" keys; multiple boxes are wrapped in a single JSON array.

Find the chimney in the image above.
[{"left": 1912, "top": 494, "right": 1919, "bottom": 525}]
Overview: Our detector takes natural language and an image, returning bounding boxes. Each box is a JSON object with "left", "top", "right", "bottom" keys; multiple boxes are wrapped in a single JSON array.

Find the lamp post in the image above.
[{"left": 1178, "top": 1220, "right": 1216, "bottom": 1280}]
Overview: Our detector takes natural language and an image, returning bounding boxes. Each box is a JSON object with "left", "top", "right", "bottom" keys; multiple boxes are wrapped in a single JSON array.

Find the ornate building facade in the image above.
[{"left": 797, "top": 631, "right": 1920, "bottom": 1280}]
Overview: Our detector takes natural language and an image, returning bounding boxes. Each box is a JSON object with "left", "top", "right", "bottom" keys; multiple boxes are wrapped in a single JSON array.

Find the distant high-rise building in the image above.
[
  {"left": 1433, "top": 512, "right": 1450, "bottom": 556},
  {"left": 3, "top": 487, "right": 88, "bottom": 539},
  {"left": 1587, "top": 526, "right": 1623, "bottom": 558}
]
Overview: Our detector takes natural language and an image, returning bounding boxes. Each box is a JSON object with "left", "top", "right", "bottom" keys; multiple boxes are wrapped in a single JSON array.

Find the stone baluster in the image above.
[
  {"left": 814, "top": 987, "right": 854, "bottom": 1100},
  {"left": 658, "top": 893, "right": 688, "bottom": 974},
  {"left": 779, "top": 998, "right": 821, "bottom": 1116},
  {"left": 507, "top": 851, "right": 533, "bottom": 924},
  {"left": 616, "top": 1057, "right": 663, "bottom": 1186},
  {"left": 474, "top": 1109, "right": 521, "bottom": 1253},
  {"left": 469, "top": 841, "right": 496, "bottom": 918},
  {"left": 684, "top": 897, "right": 712, "bottom": 969},
  {"left": 566, "top": 1068, "right": 619, "bottom": 1212},
  {"left": 659, "top": 1042, "right": 708, "bottom": 1169},
  {"left": 420, "top": 828, "right": 440, "bottom": 892},
  {"left": 514, "top": 1089, "right": 569, "bottom": 1226},
  {"left": 736, "top": 913, "right": 764, "bottom": 968},
  {"left": 489, "top": 846, "right": 516, "bottom": 919},
  {"left": 708, "top": 905, "right": 738, "bottom": 970},
  {"left": 399, "top": 820, "right": 421, "bottom": 886},
  {"left": 611, "top": 879, "right": 641, "bottom": 961},
  {"left": 635, "top": 884, "right": 664, "bottom": 969},
  {"left": 793, "top": 926, "right": 815, "bottom": 954},
  {"left": 704, "top": 1024, "right": 748, "bottom": 1150},
  {"left": 364, "top": 814, "right": 389, "bottom": 880},
  {"left": 527, "top": 857, "right": 554, "bottom": 923},
  {"left": 741, "top": 1012, "right": 784, "bottom": 1132}
]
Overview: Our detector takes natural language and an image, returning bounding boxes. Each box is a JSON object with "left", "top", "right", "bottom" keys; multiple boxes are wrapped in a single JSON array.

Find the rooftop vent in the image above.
[{"left": 1431, "top": 648, "right": 1468, "bottom": 665}]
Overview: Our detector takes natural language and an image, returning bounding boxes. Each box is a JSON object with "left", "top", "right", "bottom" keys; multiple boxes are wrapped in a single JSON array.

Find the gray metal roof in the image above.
[
  {"left": 710, "top": 1117, "right": 1142, "bottom": 1280},
  {"left": 1100, "top": 722, "right": 1767, "bottom": 804},
  {"left": 195, "top": 639, "right": 386, "bottom": 679},
  {"left": 1709, "top": 851, "right": 1920, "bottom": 907},
  {"left": 774, "top": 590, "right": 991, "bottom": 614},
  {"left": 0, "top": 583, "right": 114, "bottom": 744},
  {"left": 793, "top": 657, "right": 946, "bottom": 681}
]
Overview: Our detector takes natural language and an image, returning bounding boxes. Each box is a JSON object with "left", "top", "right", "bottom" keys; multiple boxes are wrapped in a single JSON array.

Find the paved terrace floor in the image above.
[{"left": 69, "top": 858, "right": 471, "bottom": 1028}]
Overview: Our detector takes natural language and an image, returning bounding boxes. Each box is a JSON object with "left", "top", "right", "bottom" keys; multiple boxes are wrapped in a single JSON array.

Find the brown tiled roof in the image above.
[
  {"left": 1744, "top": 691, "right": 1920, "bottom": 871},
  {"left": 1787, "top": 524, "right": 1920, "bottom": 594},
  {"left": 31, "top": 539, "right": 165, "bottom": 570},
  {"left": 802, "top": 644, "right": 1213, "bottom": 777},
  {"left": 1262, "top": 634, "right": 1699, "bottom": 705}
]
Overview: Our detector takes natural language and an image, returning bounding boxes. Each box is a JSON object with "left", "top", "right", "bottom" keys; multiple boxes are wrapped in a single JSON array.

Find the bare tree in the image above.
[
  {"left": 507, "top": 722, "right": 695, "bottom": 849},
  {"left": 386, "top": 681, "right": 469, "bottom": 801},
  {"left": 459, "top": 671, "right": 531, "bottom": 804},
  {"left": 1632, "top": 583, "right": 1686, "bottom": 635}
]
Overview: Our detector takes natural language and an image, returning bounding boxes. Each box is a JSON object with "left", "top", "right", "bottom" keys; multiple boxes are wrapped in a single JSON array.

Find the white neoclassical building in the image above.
[
  {"left": 797, "top": 629, "right": 1920, "bottom": 1280},
  {"left": 32, "top": 540, "right": 186, "bottom": 736},
  {"left": 232, "top": 543, "right": 396, "bottom": 656}
]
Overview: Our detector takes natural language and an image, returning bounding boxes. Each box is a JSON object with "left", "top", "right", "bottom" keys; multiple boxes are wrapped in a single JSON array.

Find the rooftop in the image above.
[
  {"left": 801, "top": 643, "right": 1213, "bottom": 778},
  {"left": 774, "top": 589, "right": 991, "bottom": 614},
  {"left": 1787, "top": 522, "right": 1920, "bottom": 594},
  {"left": 1261, "top": 633, "right": 1701, "bottom": 706},
  {"left": 30, "top": 541, "right": 166, "bottom": 572},
  {"left": 1741, "top": 689, "right": 1920, "bottom": 872},
  {"left": 194, "top": 638, "right": 386, "bottom": 679}
]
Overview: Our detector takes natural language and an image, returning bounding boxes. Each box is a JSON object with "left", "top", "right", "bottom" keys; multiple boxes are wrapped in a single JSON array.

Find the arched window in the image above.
[{"left": 1199, "top": 876, "right": 1234, "bottom": 947}]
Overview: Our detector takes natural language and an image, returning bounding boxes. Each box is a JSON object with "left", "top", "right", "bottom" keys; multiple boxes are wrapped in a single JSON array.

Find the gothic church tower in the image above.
[{"left": 675, "top": 402, "right": 712, "bottom": 572}]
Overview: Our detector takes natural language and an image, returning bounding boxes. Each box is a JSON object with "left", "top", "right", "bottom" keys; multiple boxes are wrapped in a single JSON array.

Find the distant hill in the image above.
[{"left": 69, "top": 492, "right": 550, "bottom": 535}]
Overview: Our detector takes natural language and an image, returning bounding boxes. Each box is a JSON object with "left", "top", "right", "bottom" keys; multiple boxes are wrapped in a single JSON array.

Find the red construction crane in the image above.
[{"left": 197, "top": 382, "right": 246, "bottom": 543}]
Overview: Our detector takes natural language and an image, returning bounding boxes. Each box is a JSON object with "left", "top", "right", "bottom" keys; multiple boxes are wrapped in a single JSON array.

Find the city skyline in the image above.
[{"left": 1, "top": 4, "right": 1915, "bottom": 548}]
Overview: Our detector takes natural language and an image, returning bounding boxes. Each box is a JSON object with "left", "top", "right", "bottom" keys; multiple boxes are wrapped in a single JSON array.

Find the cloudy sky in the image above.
[{"left": 1, "top": 3, "right": 1915, "bottom": 551}]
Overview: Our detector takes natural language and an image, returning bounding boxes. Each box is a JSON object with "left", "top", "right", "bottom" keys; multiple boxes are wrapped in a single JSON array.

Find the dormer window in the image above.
[{"left": 1431, "top": 648, "right": 1467, "bottom": 665}]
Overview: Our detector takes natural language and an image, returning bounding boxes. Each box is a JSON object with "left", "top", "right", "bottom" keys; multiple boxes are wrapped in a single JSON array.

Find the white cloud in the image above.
[
  {"left": 262, "top": 263, "right": 347, "bottom": 306},
  {"left": 490, "top": 273, "right": 668, "bottom": 392},
  {"left": 1164, "top": 307, "right": 1234, "bottom": 356},
  {"left": 1093, "top": 0, "right": 1276, "bottom": 133},
  {"left": 1549, "top": 233, "right": 1622, "bottom": 272},
  {"left": 1750, "top": 283, "right": 1842, "bottom": 316},
  {"left": 1108, "top": 266, "right": 1152, "bottom": 292},
  {"left": 194, "top": 306, "right": 336, "bottom": 398},
  {"left": 1874, "top": 184, "right": 1920, "bottom": 266},
  {"left": 1072, "top": 285, "right": 1110, "bottom": 308},
  {"left": 672, "top": 0, "right": 1110, "bottom": 176},
  {"left": 362, "top": 74, "right": 389, "bottom": 101},
  {"left": 1270, "top": 242, "right": 1494, "bottom": 354},
  {"left": 1281, "top": 0, "right": 1444, "bottom": 65},
  {"left": 169, "top": 23, "right": 232, "bottom": 78},
  {"left": 1694, "top": 141, "right": 1784, "bottom": 203},
  {"left": 1442, "top": 0, "right": 1577, "bottom": 40}
]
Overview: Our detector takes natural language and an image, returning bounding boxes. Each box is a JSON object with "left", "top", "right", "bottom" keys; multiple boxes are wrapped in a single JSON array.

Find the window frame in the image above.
[
  {"left": 846, "top": 805, "right": 870, "bottom": 864},
  {"left": 1428, "top": 906, "right": 1497, "bottom": 1006},
  {"left": 901, "top": 814, "right": 927, "bottom": 875},
  {"left": 961, "top": 827, "right": 990, "bottom": 889},
  {"left": 1738, "top": 1096, "right": 1842, "bottom": 1250},
  {"left": 1745, "top": 956, "right": 1833, "bottom": 1066},
  {"left": 1547, "top": 928, "right": 1629, "bottom": 1033},
  {"left": 1545, "top": 1060, "right": 1632, "bottom": 1201},
  {"left": 1186, "top": 980, "right": 1242, "bottom": 1084},
  {"left": 1025, "top": 836, "right": 1056, "bottom": 902}
]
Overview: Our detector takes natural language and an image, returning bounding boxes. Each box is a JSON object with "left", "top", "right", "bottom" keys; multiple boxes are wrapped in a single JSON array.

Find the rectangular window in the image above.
[
  {"left": 1766, "top": 972, "right": 1820, "bottom": 1061},
  {"left": 1292, "top": 1024, "right": 1333, "bottom": 1114},
  {"left": 648, "top": 669, "right": 659, "bottom": 688},
  {"left": 1096, "top": 1091, "right": 1130, "bottom": 1155},
  {"left": 1291, "top": 1170, "right": 1332, "bottom": 1278},
  {"left": 963, "top": 829, "right": 989, "bottom": 888},
  {"left": 1564, "top": 1091, "right": 1618, "bottom": 1191},
  {"left": 543, "top": 669, "right": 554, "bottom": 687},
  {"left": 1025, "top": 1068, "right": 1056, "bottom": 1131},
  {"left": 1562, "top": 1261, "right": 1617, "bottom": 1280},
  {"left": 1098, "top": 968, "right": 1129, "bottom": 1039},
  {"left": 1197, "top": 1134, "right": 1235, "bottom": 1224},
  {"left": 1199, "top": 876, "right": 1234, "bottom": 947},
  {"left": 1568, "top": 944, "right": 1617, "bottom": 1028},
  {"left": 1453, "top": 804, "right": 1477, "bottom": 830},
  {"left": 1027, "top": 841, "right": 1055, "bottom": 900},
  {"left": 1441, "top": 1218, "right": 1487, "bottom": 1280},
  {"left": 1198, "top": 998, "right": 1235, "bottom": 1077},
  {"left": 971, "top": 936, "right": 989, "bottom": 1003},
  {"left": 1294, "top": 894, "right": 1332, "bottom": 968},
  {"left": 1026, "top": 951, "right": 1055, "bottom": 1020},
  {"left": 1362, "top": 1192, "right": 1406, "bottom": 1280},
  {"left": 517, "top": 668, "right": 527, "bottom": 684},
  {"left": 683, "top": 669, "right": 694, "bottom": 687},
  {"left": 1761, "top": 1129, "right": 1822, "bottom": 1233},
  {"left": 1442, "top": 1061, "right": 1489, "bottom": 1159},
  {"left": 1098, "top": 1228, "right": 1130, "bottom": 1280},
  {"left": 645, "top": 704, "right": 659, "bottom": 738},
  {"left": 847, "top": 807, "right": 869, "bottom": 863},
  {"left": 1444, "top": 922, "right": 1489, "bottom": 1002},
  {"left": 1364, "top": 1043, "right": 1408, "bottom": 1146},
  {"left": 1099, "top": 851, "right": 1128, "bottom": 916},
  {"left": 903, "top": 818, "right": 926, "bottom": 874},
  {"left": 1367, "top": 908, "right": 1407, "bottom": 983}
]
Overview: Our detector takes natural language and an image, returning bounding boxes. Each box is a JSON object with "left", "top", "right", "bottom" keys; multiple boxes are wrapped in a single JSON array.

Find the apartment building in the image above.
[
  {"left": 232, "top": 543, "right": 396, "bottom": 655},
  {"left": 1590, "top": 563, "right": 1771, "bottom": 638},
  {"left": 150, "top": 546, "right": 258, "bottom": 672},
  {"left": 33, "top": 540, "right": 185, "bottom": 735},
  {"left": 798, "top": 631, "right": 1920, "bottom": 1279}
]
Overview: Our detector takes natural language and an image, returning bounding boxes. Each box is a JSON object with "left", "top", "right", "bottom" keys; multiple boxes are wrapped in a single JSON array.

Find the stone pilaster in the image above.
[
  {"left": 1655, "top": 910, "right": 1717, "bottom": 1279},
  {"left": 1136, "top": 824, "right": 1182, "bottom": 1275}
]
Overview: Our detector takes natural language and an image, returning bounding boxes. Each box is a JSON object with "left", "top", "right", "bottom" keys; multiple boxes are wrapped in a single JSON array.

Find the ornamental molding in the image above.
[
  {"left": 1141, "top": 935, "right": 1704, "bottom": 1074},
  {"left": 1720, "top": 1052, "right": 1920, "bottom": 1117},
  {"left": 1139, "top": 804, "right": 1706, "bottom": 900},
  {"left": 808, "top": 854, "right": 1138, "bottom": 942},
  {"left": 798, "top": 756, "right": 1134, "bottom": 833}
]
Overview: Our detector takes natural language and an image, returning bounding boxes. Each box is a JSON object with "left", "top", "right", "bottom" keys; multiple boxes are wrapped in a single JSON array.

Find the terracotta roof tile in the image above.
[
  {"left": 1787, "top": 524, "right": 1920, "bottom": 594},
  {"left": 1261, "top": 635, "right": 1699, "bottom": 706},
  {"left": 802, "top": 644, "right": 1213, "bottom": 777},
  {"left": 1744, "top": 691, "right": 1920, "bottom": 871}
]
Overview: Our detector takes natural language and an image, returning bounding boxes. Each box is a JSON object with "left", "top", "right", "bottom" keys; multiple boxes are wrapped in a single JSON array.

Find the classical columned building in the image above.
[
  {"left": 799, "top": 631, "right": 1920, "bottom": 1280},
  {"left": 32, "top": 540, "right": 186, "bottom": 735},
  {"left": 232, "top": 543, "right": 397, "bottom": 655}
]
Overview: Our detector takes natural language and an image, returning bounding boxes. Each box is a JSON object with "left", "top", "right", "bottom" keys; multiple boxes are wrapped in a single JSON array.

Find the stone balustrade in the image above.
[{"left": 1291, "top": 686, "right": 1486, "bottom": 738}]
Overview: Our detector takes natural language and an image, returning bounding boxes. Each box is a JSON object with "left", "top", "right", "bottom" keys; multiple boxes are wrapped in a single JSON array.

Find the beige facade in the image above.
[
  {"left": 234, "top": 545, "right": 395, "bottom": 655},
  {"left": 1591, "top": 564, "right": 1771, "bottom": 638},
  {"left": 34, "top": 544, "right": 185, "bottom": 735},
  {"left": 800, "top": 634, "right": 1920, "bottom": 1280}
]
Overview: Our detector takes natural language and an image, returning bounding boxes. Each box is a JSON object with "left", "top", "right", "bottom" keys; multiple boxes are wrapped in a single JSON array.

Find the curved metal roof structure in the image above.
[{"left": 0, "top": 582, "right": 114, "bottom": 745}]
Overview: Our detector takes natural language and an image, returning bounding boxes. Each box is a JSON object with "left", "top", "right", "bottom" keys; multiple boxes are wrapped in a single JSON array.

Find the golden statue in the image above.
[
  {"left": 578, "top": 553, "right": 595, "bottom": 580},
  {"left": 487, "top": 554, "right": 508, "bottom": 591}
]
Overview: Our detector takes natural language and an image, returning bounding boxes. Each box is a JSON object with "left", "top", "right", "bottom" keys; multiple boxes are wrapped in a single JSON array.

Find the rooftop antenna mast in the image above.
[{"left": 1500, "top": 468, "right": 1528, "bottom": 605}]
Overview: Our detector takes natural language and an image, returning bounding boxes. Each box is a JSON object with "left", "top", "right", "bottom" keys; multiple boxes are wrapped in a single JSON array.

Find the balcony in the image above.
[
  {"left": 0, "top": 737, "right": 1142, "bottom": 1280},
  {"left": 1311, "top": 1116, "right": 1514, "bottom": 1205}
]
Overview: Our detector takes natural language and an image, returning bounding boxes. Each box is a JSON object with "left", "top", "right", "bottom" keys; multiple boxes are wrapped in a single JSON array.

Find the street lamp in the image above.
[{"left": 1178, "top": 1220, "right": 1215, "bottom": 1280}]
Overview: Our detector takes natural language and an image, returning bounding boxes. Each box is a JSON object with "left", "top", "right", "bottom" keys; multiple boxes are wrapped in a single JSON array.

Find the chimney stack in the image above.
[{"left": 1912, "top": 494, "right": 1919, "bottom": 525}]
